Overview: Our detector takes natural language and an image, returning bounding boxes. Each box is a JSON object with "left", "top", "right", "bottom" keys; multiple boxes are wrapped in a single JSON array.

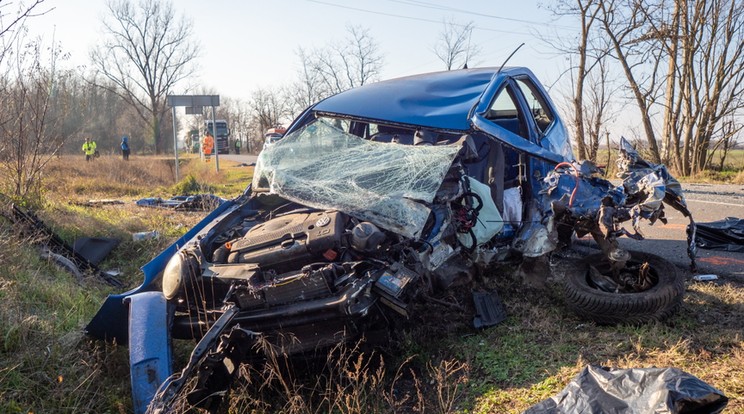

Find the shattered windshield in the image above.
[{"left": 253, "top": 119, "right": 462, "bottom": 238}]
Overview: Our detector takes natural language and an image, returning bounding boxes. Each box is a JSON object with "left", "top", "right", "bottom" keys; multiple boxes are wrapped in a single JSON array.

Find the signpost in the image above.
[{"left": 166, "top": 95, "right": 221, "bottom": 180}]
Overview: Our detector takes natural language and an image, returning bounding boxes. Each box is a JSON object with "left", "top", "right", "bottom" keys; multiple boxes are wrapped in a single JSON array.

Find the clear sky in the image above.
[{"left": 26, "top": 0, "right": 575, "bottom": 102}]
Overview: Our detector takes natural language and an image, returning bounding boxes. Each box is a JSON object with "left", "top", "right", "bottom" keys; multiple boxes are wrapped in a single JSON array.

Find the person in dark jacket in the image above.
[{"left": 121, "top": 135, "right": 130, "bottom": 160}]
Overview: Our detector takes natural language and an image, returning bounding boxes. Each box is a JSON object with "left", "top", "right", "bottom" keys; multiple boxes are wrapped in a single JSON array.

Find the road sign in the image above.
[
  {"left": 166, "top": 95, "right": 222, "bottom": 178},
  {"left": 167, "top": 95, "right": 220, "bottom": 107}
]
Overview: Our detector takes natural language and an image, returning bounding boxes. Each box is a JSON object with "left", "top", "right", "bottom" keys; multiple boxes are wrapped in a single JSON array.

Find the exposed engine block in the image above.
[{"left": 225, "top": 210, "right": 347, "bottom": 274}]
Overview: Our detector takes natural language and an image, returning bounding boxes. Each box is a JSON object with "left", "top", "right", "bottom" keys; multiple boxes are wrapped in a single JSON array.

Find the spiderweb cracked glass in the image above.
[{"left": 253, "top": 119, "right": 461, "bottom": 238}]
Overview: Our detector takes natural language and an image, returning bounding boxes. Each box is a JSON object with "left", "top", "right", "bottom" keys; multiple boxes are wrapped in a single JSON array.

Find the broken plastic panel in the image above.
[
  {"left": 472, "top": 290, "right": 507, "bottom": 329},
  {"left": 253, "top": 119, "right": 461, "bottom": 238}
]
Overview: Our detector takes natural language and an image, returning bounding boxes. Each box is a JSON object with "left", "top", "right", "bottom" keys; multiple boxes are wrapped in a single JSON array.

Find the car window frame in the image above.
[
  {"left": 502, "top": 77, "right": 549, "bottom": 146},
  {"left": 483, "top": 82, "right": 533, "bottom": 142},
  {"left": 513, "top": 76, "right": 556, "bottom": 138},
  {"left": 471, "top": 77, "right": 564, "bottom": 164}
]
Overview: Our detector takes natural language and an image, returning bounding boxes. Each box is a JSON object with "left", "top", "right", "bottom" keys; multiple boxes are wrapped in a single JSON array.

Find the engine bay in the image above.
[{"left": 222, "top": 210, "right": 348, "bottom": 272}]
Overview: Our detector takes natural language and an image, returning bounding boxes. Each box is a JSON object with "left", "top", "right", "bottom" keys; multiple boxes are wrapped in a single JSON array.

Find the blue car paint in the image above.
[
  {"left": 85, "top": 200, "right": 238, "bottom": 413},
  {"left": 127, "top": 291, "right": 172, "bottom": 414},
  {"left": 88, "top": 66, "right": 576, "bottom": 411},
  {"left": 85, "top": 198, "right": 237, "bottom": 343},
  {"left": 312, "top": 68, "right": 497, "bottom": 131},
  {"left": 309, "top": 67, "right": 572, "bottom": 165},
  {"left": 470, "top": 115, "right": 564, "bottom": 164}
]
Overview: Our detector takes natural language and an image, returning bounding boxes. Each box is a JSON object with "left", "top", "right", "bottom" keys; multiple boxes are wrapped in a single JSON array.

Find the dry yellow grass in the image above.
[
  {"left": 45, "top": 155, "right": 177, "bottom": 197},
  {"left": 1, "top": 154, "right": 742, "bottom": 413},
  {"left": 41, "top": 154, "right": 250, "bottom": 201}
]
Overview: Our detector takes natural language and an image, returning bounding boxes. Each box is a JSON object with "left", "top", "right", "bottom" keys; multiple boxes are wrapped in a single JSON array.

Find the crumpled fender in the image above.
[{"left": 85, "top": 198, "right": 238, "bottom": 343}]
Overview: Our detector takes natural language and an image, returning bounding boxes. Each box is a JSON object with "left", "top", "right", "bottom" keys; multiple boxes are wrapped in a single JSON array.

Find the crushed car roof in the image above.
[{"left": 313, "top": 67, "right": 529, "bottom": 131}]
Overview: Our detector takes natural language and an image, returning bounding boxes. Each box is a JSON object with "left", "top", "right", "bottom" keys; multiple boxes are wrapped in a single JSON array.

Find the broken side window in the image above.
[{"left": 482, "top": 85, "right": 525, "bottom": 190}]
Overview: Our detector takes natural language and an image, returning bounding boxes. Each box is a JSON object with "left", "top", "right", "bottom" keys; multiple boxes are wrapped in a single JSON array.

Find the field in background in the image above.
[
  {"left": 589, "top": 147, "right": 744, "bottom": 184},
  {"left": 0, "top": 155, "right": 742, "bottom": 413}
]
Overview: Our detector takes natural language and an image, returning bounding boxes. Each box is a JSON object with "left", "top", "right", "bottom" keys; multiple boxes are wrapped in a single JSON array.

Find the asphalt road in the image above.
[
  {"left": 213, "top": 152, "right": 258, "bottom": 165},
  {"left": 220, "top": 152, "right": 744, "bottom": 279},
  {"left": 613, "top": 183, "right": 744, "bottom": 280}
]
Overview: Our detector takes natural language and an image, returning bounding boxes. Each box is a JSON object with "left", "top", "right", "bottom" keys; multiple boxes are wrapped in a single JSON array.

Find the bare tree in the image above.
[
  {"left": 597, "top": 0, "right": 664, "bottom": 163},
  {"left": 0, "top": 0, "right": 50, "bottom": 65},
  {"left": 298, "top": 25, "right": 384, "bottom": 98},
  {"left": 548, "top": 0, "right": 613, "bottom": 161},
  {"left": 595, "top": 0, "right": 744, "bottom": 173},
  {"left": 432, "top": 19, "right": 479, "bottom": 70},
  {"left": 583, "top": 58, "right": 618, "bottom": 162},
  {"left": 288, "top": 47, "right": 328, "bottom": 115},
  {"left": 44, "top": 74, "right": 142, "bottom": 155},
  {"left": 90, "top": 0, "right": 198, "bottom": 154},
  {"left": 218, "top": 97, "right": 269, "bottom": 154},
  {"left": 0, "top": 0, "right": 67, "bottom": 203},
  {"left": 341, "top": 26, "right": 383, "bottom": 88},
  {"left": 568, "top": 0, "right": 598, "bottom": 161},
  {"left": 0, "top": 38, "right": 74, "bottom": 202},
  {"left": 249, "top": 87, "right": 290, "bottom": 145},
  {"left": 708, "top": 116, "right": 741, "bottom": 170},
  {"left": 673, "top": 0, "right": 744, "bottom": 174}
]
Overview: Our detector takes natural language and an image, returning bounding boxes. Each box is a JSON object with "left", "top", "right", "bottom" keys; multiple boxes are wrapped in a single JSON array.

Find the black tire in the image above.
[{"left": 563, "top": 250, "right": 684, "bottom": 325}]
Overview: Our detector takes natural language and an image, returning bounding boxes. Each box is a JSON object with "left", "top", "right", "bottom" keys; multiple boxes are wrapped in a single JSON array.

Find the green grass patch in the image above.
[{"left": 1, "top": 155, "right": 743, "bottom": 412}]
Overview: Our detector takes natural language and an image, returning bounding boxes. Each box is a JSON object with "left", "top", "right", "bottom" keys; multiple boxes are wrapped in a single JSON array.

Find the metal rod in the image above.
[
  {"left": 212, "top": 105, "right": 220, "bottom": 172},
  {"left": 172, "top": 106, "right": 179, "bottom": 181}
]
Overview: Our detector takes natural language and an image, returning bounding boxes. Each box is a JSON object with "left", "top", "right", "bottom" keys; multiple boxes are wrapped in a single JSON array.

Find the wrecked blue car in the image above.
[{"left": 86, "top": 67, "right": 695, "bottom": 413}]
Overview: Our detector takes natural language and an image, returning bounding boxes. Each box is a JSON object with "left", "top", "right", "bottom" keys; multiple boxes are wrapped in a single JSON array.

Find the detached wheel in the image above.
[{"left": 563, "top": 250, "right": 684, "bottom": 325}]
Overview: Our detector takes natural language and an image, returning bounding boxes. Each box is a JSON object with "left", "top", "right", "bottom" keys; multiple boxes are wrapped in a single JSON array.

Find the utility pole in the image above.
[{"left": 606, "top": 131, "right": 611, "bottom": 177}]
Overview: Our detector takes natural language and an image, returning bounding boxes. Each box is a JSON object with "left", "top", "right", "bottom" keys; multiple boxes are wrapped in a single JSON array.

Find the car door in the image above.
[
  {"left": 468, "top": 71, "right": 570, "bottom": 243},
  {"left": 470, "top": 75, "right": 564, "bottom": 163},
  {"left": 512, "top": 74, "right": 573, "bottom": 162}
]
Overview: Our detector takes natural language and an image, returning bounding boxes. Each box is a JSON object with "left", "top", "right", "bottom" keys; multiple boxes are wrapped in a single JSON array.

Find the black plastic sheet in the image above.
[
  {"left": 691, "top": 217, "right": 744, "bottom": 253},
  {"left": 524, "top": 365, "right": 727, "bottom": 414}
]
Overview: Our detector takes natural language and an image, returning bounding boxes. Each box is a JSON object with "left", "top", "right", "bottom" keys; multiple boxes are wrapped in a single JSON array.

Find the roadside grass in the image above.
[
  {"left": 0, "top": 155, "right": 742, "bottom": 413},
  {"left": 687, "top": 169, "right": 744, "bottom": 184},
  {"left": 0, "top": 155, "right": 251, "bottom": 413},
  {"left": 716, "top": 148, "right": 744, "bottom": 173},
  {"left": 43, "top": 154, "right": 253, "bottom": 201},
  {"left": 0, "top": 230, "right": 133, "bottom": 413},
  {"left": 460, "top": 268, "right": 744, "bottom": 413}
]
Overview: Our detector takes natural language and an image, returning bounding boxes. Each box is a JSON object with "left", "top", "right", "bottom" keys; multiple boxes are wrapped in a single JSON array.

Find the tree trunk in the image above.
[
  {"left": 660, "top": 0, "right": 680, "bottom": 168},
  {"left": 600, "top": 2, "right": 661, "bottom": 163}
]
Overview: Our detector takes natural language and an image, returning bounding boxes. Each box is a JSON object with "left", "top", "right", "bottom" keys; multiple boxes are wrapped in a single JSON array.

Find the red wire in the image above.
[{"left": 554, "top": 162, "right": 580, "bottom": 207}]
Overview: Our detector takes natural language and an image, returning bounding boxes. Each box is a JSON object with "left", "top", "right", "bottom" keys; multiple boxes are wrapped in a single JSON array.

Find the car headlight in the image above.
[{"left": 162, "top": 252, "right": 188, "bottom": 300}]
